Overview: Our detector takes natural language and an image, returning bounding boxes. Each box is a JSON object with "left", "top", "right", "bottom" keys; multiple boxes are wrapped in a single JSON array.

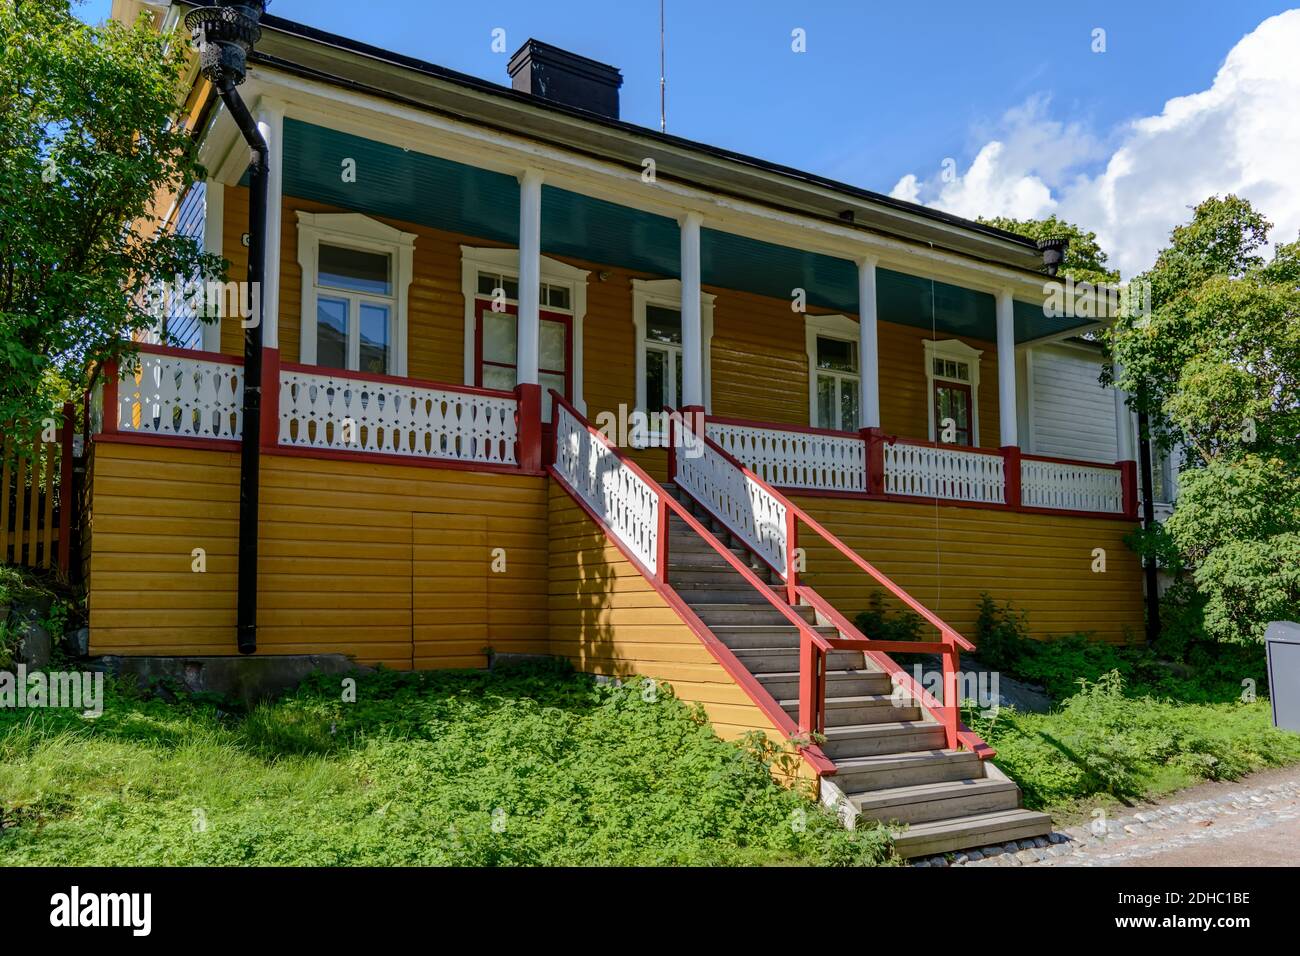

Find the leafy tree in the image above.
[
  {"left": 0, "top": 0, "right": 223, "bottom": 429},
  {"left": 978, "top": 214, "right": 1120, "bottom": 286},
  {"left": 1108, "top": 196, "right": 1300, "bottom": 641}
]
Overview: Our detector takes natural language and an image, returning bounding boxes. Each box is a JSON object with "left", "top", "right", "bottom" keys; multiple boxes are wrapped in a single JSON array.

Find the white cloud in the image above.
[{"left": 890, "top": 10, "right": 1300, "bottom": 277}]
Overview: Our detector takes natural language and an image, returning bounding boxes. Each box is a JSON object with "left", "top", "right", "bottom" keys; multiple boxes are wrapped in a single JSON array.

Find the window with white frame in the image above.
[
  {"left": 632, "top": 278, "right": 714, "bottom": 419},
  {"left": 460, "top": 246, "right": 589, "bottom": 420},
  {"left": 814, "top": 337, "right": 859, "bottom": 432},
  {"left": 644, "top": 305, "right": 684, "bottom": 411},
  {"left": 924, "top": 339, "right": 982, "bottom": 446},
  {"left": 296, "top": 212, "right": 415, "bottom": 376},
  {"left": 804, "top": 313, "right": 861, "bottom": 431}
]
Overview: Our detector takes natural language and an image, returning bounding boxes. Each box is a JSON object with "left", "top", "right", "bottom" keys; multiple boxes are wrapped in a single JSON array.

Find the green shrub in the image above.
[
  {"left": 967, "top": 591, "right": 1266, "bottom": 704},
  {"left": 972, "top": 594, "right": 1032, "bottom": 673},
  {"left": 967, "top": 671, "right": 1300, "bottom": 812},
  {"left": 853, "top": 591, "right": 924, "bottom": 643}
]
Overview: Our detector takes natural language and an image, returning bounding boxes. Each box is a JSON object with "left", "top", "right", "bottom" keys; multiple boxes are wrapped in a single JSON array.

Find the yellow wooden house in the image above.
[{"left": 92, "top": 0, "right": 1157, "bottom": 855}]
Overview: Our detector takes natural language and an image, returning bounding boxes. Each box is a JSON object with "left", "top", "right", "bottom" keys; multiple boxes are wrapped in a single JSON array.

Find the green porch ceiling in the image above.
[{"left": 276, "top": 119, "right": 1077, "bottom": 343}]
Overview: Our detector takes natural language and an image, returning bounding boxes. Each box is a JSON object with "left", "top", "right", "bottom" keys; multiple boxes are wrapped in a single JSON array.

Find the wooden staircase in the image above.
[{"left": 664, "top": 484, "right": 1052, "bottom": 858}]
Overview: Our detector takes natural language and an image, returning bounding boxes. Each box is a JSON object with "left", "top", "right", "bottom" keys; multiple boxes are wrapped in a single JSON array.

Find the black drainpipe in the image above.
[
  {"left": 1136, "top": 407, "right": 1162, "bottom": 643},
  {"left": 186, "top": 1, "right": 270, "bottom": 654}
]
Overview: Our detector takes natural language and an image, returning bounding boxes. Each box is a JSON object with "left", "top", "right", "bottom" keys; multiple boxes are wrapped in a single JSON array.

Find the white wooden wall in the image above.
[{"left": 1025, "top": 342, "right": 1119, "bottom": 463}]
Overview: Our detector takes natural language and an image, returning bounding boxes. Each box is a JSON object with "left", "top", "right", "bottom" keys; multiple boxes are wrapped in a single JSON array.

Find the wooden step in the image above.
[
  {"left": 756, "top": 668, "right": 892, "bottom": 701},
  {"left": 664, "top": 536, "right": 751, "bottom": 556},
  {"left": 832, "top": 750, "right": 983, "bottom": 792},
  {"left": 779, "top": 694, "right": 921, "bottom": 726},
  {"left": 820, "top": 721, "right": 946, "bottom": 759},
  {"left": 668, "top": 567, "right": 772, "bottom": 586},
  {"left": 890, "top": 808, "right": 1053, "bottom": 859},
  {"left": 672, "top": 584, "right": 773, "bottom": 604},
  {"left": 666, "top": 548, "right": 764, "bottom": 569},
  {"left": 708, "top": 624, "right": 837, "bottom": 649},
  {"left": 689, "top": 603, "right": 818, "bottom": 626},
  {"left": 731, "top": 646, "right": 864, "bottom": 674},
  {"left": 850, "top": 777, "right": 1020, "bottom": 826}
]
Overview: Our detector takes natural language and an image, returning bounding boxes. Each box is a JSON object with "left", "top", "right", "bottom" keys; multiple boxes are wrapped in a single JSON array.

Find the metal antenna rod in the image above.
[{"left": 659, "top": 0, "right": 666, "bottom": 132}]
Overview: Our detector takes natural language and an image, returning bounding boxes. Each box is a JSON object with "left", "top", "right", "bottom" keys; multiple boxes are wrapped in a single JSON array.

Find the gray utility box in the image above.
[{"left": 1265, "top": 621, "right": 1300, "bottom": 732}]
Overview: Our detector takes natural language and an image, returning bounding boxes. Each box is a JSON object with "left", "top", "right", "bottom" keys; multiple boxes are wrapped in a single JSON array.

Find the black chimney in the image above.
[{"left": 507, "top": 39, "right": 623, "bottom": 119}]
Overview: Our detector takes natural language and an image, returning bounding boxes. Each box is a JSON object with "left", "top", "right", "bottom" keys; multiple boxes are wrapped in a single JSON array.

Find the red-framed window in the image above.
[
  {"left": 933, "top": 379, "right": 973, "bottom": 446},
  {"left": 474, "top": 298, "right": 572, "bottom": 422}
]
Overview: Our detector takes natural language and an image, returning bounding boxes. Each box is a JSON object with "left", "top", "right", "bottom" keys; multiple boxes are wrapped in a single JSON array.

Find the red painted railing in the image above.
[
  {"left": 549, "top": 393, "right": 836, "bottom": 774},
  {"left": 670, "top": 408, "right": 988, "bottom": 755}
]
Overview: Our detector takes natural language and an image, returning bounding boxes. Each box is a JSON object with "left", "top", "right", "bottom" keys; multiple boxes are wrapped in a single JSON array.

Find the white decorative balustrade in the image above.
[
  {"left": 554, "top": 403, "right": 661, "bottom": 574},
  {"left": 883, "top": 442, "right": 1005, "bottom": 504},
  {"left": 115, "top": 350, "right": 243, "bottom": 441},
  {"left": 1021, "top": 457, "right": 1125, "bottom": 514},
  {"left": 706, "top": 421, "right": 866, "bottom": 493},
  {"left": 676, "top": 427, "right": 789, "bottom": 576},
  {"left": 278, "top": 368, "right": 518, "bottom": 466}
]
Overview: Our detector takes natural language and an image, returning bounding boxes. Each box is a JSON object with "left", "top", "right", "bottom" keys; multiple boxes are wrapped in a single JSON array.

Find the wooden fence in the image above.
[{"left": 1, "top": 403, "right": 75, "bottom": 573}]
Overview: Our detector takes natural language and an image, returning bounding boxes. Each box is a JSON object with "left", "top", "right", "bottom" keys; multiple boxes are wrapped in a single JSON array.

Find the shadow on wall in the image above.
[{"left": 552, "top": 490, "right": 617, "bottom": 679}]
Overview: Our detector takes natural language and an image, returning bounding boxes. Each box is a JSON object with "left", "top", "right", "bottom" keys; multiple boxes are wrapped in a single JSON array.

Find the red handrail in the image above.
[
  {"left": 796, "top": 587, "right": 994, "bottom": 757},
  {"left": 671, "top": 408, "right": 975, "bottom": 651},
  {"left": 670, "top": 409, "right": 990, "bottom": 754},
  {"left": 549, "top": 393, "right": 836, "bottom": 760}
]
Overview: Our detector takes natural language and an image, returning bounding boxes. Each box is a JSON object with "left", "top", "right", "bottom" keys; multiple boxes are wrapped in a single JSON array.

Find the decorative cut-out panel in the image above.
[{"left": 279, "top": 368, "right": 518, "bottom": 466}]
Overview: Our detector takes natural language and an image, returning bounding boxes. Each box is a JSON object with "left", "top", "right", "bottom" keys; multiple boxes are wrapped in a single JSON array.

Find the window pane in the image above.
[
  {"left": 319, "top": 244, "right": 391, "bottom": 295},
  {"left": 482, "top": 364, "right": 515, "bottom": 391},
  {"left": 645, "top": 347, "right": 667, "bottom": 410},
  {"left": 477, "top": 272, "right": 518, "bottom": 301},
  {"left": 545, "top": 285, "right": 571, "bottom": 310},
  {"left": 936, "top": 384, "right": 972, "bottom": 444},
  {"left": 540, "top": 319, "right": 567, "bottom": 373},
  {"left": 674, "top": 351, "right": 683, "bottom": 407},
  {"left": 316, "top": 296, "right": 348, "bottom": 369},
  {"left": 646, "top": 305, "right": 682, "bottom": 344},
  {"left": 540, "top": 372, "right": 566, "bottom": 423},
  {"left": 359, "top": 303, "right": 389, "bottom": 374},
  {"left": 840, "top": 378, "right": 859, "bottom": 431},
  {"left": 483, "top": 312, "right": 517, "bottom": 364},
  {"left": 817, "top": 336, "right": 857, "bottom": 372},
  {"left": 816, "top": 375, "right": 835, "bottom": 430}
]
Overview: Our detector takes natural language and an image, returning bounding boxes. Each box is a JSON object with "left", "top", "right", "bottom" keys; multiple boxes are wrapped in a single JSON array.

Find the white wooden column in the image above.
[
  {"left": 856, "top": 256, "right": 881, "bottom": 429},
  {"left": 1113, "top": 363, "right": 1136, "bottom": 461},
  {"left": 996, "top": 287, "right": 1018, "bottom": 447},
  {"left": 679, "top": 212, "right": 704, "bottom": 408},
  {"left": 516, "top": 169, "right": 544, "bottom": 386},
  {"left": 201, "top": 178, "right": 224, "bottom": 353},
  {"left": 255, "top": 98, "right": 285, "bottom": 350}
]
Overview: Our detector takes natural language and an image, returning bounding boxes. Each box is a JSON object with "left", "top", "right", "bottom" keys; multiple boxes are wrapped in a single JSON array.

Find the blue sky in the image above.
[{"left": 81, "top": 1, "right": 1300, "bottom": 274}]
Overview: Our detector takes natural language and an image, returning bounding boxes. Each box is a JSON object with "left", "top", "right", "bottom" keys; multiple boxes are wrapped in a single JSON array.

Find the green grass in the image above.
[
  {"left": 965, "top": 671, "right": 1300, "bottom": 824},
  {"left": 0, "top": 660, "right": 896, "bottom": 866},
  {"left": 859, "top": 590, "right": 1300, "bottom": 823}
]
